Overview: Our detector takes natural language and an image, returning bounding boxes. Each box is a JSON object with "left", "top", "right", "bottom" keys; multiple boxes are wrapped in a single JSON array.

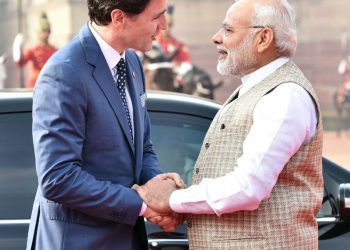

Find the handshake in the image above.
[{"left": 132, "top": 173, "right": 186, "bottom": 232}]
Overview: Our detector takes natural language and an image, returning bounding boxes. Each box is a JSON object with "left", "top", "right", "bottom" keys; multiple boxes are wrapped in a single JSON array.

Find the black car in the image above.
[{"left": 0, "top": 90, "right": 349, "bottom": 250}]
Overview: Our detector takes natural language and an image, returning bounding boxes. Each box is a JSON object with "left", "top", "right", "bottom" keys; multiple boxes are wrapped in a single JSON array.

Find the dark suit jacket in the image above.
[{"left": 26, "top": 23, "right": 162, "bottom": 250}]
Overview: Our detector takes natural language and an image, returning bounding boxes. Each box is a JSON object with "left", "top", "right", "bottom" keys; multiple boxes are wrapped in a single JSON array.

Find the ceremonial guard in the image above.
[
  {"left": 156, "top": 5, "right": 191, "bottom": 73},
  {"left": 13, "top": 13, "right": 57, "bottom": 88}
]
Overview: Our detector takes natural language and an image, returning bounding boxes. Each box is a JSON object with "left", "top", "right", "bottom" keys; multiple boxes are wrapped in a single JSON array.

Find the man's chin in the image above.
[
  {"left": 135, "top": 43, "right": 153, "bottom": 53},
  {"left": 217, "top": 63, "right": 232, "bottom": 76}
]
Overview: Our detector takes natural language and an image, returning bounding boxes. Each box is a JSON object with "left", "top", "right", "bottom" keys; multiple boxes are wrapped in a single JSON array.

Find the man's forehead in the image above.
[{"left": 224, "top": 3, "right": 252, "bottom": 27}]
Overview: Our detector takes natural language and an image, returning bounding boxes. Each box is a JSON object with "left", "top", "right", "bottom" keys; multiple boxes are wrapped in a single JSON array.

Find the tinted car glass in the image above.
[
  {"left": 149, "top": 112, "right": 211, "bottom": 186},
  {"left": 317, "top": 191, "right": 335, "bottom": 218},
  {"left": 0, "top": 112, "right": 36, "bottom": 219}
]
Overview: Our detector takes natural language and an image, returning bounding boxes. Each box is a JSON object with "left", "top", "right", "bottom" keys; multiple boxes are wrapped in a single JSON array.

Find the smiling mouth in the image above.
[
  {"left": 152, "top": 34, "right": 158, "bottom": 41},
  {"left": 217, "top": 48, "right": 228, "bottom": 58}
]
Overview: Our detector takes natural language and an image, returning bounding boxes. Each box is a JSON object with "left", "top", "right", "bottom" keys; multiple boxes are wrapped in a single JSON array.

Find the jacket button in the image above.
[
  {"left": 187, "top": 221, "right": 192, "bottom": 228},
  {"left": 195, "top": 168, "right": 199, "bottom": 174},
  {"left": 221, "top": 124, "right": 225, "bottom": 129},
  {"left": 205, "top": 143, "right": 210, "bottom": 149}
]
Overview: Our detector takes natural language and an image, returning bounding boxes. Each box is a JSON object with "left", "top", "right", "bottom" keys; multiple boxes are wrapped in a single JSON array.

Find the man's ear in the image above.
[
  {"left": 111, "top": 9, "right": 125, "bottom": 27},
  {"left": 256, "top": 28, "right": 274, "bottom": 53}
]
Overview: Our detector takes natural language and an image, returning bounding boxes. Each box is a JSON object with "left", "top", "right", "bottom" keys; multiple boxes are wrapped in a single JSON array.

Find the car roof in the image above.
[
  {"left": 147, "top": 91, "right": 221, "bottom": 119},
  {"left": 0, "top": 89, "right": 33, "bottom": 113},
  {"left": 0, "top": 90, "right": 221, "bottom": 119}
]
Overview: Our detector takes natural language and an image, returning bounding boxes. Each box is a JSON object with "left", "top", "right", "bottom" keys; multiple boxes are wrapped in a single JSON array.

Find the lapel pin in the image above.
[{"left": 132, "top": 72, "right": 135, "bottom": 78}]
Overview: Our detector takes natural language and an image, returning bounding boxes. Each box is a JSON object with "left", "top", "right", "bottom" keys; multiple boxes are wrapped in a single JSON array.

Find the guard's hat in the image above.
[
  {"left": 166, "top": 5, "right": 175, "bottom": 27},
  {"left": 38, "top": 12, "right": 51, "bottom": 33}
]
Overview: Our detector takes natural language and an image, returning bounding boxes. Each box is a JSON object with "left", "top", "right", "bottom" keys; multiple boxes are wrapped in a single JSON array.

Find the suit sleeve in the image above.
[{"left": 33, "top": 60, "right": 143, "bottom": 226}]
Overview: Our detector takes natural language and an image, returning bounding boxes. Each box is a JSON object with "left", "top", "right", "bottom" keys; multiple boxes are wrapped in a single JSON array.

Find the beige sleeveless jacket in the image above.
[{"left": 187, "top": 61, "right": 323, "bottom": 250}]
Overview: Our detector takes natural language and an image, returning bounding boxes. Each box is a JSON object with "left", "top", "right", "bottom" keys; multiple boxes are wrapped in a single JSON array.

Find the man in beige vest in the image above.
[{"left": 133, "top": 0, "right": 324, "bottom": 248}]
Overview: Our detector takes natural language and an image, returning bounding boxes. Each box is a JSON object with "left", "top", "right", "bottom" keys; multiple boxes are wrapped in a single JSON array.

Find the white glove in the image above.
[
  {"left": 12, "top": 33, "right": 24, "bottom": 62},
  {"left": 177, "top": 62, "right": 193, "bottom": 76}
]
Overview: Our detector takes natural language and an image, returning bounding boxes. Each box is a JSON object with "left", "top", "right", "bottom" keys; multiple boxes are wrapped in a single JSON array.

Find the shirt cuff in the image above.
[
  {"left": 139, "top": 202, "right": 147, "bottom": 216},
  {"left": 169, "top": 190, "right": 187, "bottom": 213},
  {"left": 169, "top": 182, "right": 220, "bottom": 215}
]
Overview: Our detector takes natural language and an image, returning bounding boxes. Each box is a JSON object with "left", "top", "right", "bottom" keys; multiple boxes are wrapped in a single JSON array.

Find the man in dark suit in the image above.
[{"left": 26, "top": 0, "right": 183, "bottom": 249}]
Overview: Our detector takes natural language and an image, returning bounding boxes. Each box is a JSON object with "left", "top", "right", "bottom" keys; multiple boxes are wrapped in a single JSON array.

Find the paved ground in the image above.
[{"left": 323, "top": 131, "right": 350, "bottom": 169}]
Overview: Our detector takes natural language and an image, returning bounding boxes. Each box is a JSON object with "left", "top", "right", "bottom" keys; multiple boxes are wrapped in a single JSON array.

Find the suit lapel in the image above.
[
  {"left": 80, "top": 23, "right": 135, "bottom": 155},
  {"left": 125, "top": 52, "right": 142, "bottom": 158},
  {"left": 125, "top": 51, "right": 146, "bottom": 180}
]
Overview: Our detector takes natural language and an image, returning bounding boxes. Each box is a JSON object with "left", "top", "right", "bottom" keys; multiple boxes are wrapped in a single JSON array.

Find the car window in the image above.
[
  {"left": 317, "top": 187, "right": 338, "bottom": 218},
  {"left": 149, "top": 112, "right": 211, "bottom": 185},
  {"left": 0, "top": 112, "right": 37, "bottom": 219},
  {"left": 317, "top": 200, "right": 334, "bottom": 218}
]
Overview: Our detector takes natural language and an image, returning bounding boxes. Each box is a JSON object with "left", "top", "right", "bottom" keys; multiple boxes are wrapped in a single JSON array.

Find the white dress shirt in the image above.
[
  {"left": 169, "top": 57, "right": 318, "bottom": 216},
  {"left": 88, "top": 22, "right": 134, "bottom": 139}
]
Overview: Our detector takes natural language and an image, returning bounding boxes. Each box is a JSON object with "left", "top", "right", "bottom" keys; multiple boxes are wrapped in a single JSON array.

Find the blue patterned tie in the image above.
[{"left": 114, "top": 58, "right": 133, "bottom": 141}]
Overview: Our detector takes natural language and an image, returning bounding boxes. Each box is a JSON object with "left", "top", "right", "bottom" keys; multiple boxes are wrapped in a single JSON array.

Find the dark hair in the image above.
[{"left": 87, "top": 0, "right": 151, "bottom": 25}]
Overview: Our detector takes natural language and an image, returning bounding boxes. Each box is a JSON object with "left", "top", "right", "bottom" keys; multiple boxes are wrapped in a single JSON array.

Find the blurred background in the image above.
[{"left": 0, "top": 0, "right": 349, "bottom": 166}]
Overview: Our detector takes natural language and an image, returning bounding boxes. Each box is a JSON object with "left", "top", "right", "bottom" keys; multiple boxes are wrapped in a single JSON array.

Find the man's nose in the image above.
[{"left": 212, "top": 29, "right": 223, "bottom": 45}]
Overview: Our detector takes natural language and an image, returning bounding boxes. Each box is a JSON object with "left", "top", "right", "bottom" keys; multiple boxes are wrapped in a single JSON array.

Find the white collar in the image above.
[
  {"left": 239, "top": 57, "right": 290, "bottom": 97},
  {"left": 88, "top": 22, "right": 125, "bottom": 71}
]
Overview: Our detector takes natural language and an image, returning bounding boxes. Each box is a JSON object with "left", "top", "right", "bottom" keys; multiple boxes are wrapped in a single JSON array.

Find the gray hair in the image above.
[
  {"left": 236, "top": 0, "right": 297, "bottom": 57},
  {"left": 255, "top": 0, "right": 297, "bottom": 56}
]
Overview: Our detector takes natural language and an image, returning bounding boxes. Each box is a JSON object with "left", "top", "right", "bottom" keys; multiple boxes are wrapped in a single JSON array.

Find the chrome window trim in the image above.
[
  {"left": 316, "top": 217, "right": 337, "bottom": 222},
  {"left": 0, "top": 219, "right": 30, "bottom": 225},
  {"left": 149, "top": 238, "right": 188, "bottom": 247}
]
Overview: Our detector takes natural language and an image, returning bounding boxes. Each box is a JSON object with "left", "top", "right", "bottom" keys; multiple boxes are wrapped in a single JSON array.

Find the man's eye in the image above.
[{"left": 224, "top": 28, "right": 233, "bottom": 35}]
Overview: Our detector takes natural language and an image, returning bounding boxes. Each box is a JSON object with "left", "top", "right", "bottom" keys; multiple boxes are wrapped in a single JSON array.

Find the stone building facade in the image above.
[{"left": 1, "top": 0, "right": 349, "bottom": 111}]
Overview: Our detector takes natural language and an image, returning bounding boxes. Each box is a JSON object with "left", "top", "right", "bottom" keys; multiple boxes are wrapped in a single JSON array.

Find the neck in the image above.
[
  {"left": 91, "top": 22, "right": 125, "bottom": 54},
  {"left": 254, "top": 53, "right": 280, "bottom": 72},
  {"left": 39, "top": 40, "right": 49, "bottom": 46}
]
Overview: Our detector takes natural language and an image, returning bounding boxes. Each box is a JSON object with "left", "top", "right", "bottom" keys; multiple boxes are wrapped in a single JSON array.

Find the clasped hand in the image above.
[{"left": 132, "top": 173, "right": 186, "bottom": 232}]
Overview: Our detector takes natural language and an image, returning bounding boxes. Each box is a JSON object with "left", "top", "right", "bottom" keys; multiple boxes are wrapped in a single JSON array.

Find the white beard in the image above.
[{"left": 217, "top": 32, "right": 257, "bottom": 78}]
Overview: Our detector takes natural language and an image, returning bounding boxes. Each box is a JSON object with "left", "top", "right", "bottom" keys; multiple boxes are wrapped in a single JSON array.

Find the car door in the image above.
[
  {"left": 147, "top": 110, "right": 213, "bottom": 249},
  {"left": 318, "top": 158, "right": 350, "bottom": 250},
  {"left": 0, "top": 110, "right": 37, "bottom": 250}
]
